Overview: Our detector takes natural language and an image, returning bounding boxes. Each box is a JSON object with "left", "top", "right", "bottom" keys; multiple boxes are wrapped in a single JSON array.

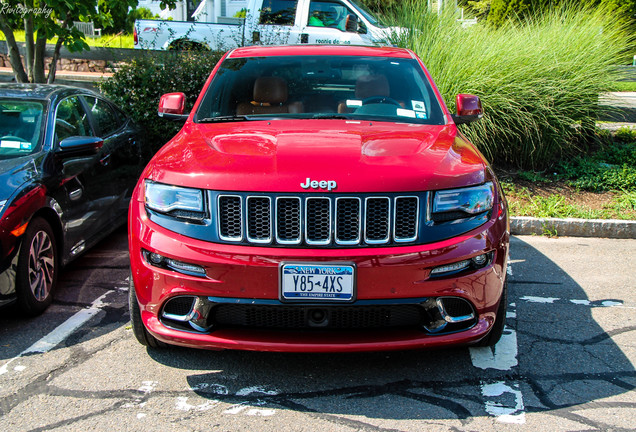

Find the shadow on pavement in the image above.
[{"left": 142, "top": 237, "right": 636, "bottom": 423}]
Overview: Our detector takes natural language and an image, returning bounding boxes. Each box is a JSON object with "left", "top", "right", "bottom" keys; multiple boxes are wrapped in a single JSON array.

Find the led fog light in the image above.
[
  {"left": 143, "top": 250, "right": 206, "bottom": 277},
  {"left": 430, "top": 252, "right": 494, "bottom": 277},
  {"left": 472, "top": 254, "right": 488, "bottom": 266},
  {"left": 430, "top": 260, "right": 471, "bottom": 276},
  {"left": 149, "top": 252, "right": 164, "bottom": 265},
  {"left": 165, "top": 258, "right": 206, "bottom": 277}
]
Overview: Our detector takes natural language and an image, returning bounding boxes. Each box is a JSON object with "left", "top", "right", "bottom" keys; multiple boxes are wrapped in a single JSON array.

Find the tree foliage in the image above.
[
  {"left": 99, "top": 51, "right": 224, "bottom": 157},
  {"left": 0, "top": 0, "right": 176, "bottom": 83},
  {"left": 97, "top": 0, "right": 155, "bottom": 35},
  {"left": 357, "top": 0, "right": 401, "bottom": 14},
  {"left": 481, "top": 0, "right": 636, "bottom": 28}
]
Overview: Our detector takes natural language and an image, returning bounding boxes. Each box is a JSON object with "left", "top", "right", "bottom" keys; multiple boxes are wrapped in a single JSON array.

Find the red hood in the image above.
[{"left": 145, "top": 120, "right": 487, "bottom": 193}]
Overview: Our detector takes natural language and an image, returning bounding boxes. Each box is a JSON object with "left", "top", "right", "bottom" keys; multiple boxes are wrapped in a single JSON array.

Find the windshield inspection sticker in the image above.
[
  {"left": 0, "top": 140, "right": 21, "bottom": 149},
  {"left": 411, "top": 100, "right": 428, "bottom": 119},
  {"left": 396, "top": 108, "right": 416, "bottom": 118},
  {"left": 412, "top": 100, "right": 426, "bottom": 111}
]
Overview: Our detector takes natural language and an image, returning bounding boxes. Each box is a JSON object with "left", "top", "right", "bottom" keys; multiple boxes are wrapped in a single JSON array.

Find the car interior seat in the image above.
[
  {"left": 236, "top": 76, "right": 303, "bottom": 115},
  {"left": 338, "top": 74, "right": 390, "bottom": 113}
]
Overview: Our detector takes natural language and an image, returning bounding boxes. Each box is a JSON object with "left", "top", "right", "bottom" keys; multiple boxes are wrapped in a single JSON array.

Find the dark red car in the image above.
[{"left": 129, "top": 45, "right": 509, "bottom": 352}]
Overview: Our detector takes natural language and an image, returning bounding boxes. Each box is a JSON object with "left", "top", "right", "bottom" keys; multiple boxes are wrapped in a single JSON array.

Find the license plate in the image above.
[{"left": 280, "top": 263, "right": 355, "bottom": 302}]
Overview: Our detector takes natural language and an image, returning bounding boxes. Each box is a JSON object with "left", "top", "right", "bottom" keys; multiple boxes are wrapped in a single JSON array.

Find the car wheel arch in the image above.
[{"left": 30, "top": 207, "right": 65, "bottom": 264}]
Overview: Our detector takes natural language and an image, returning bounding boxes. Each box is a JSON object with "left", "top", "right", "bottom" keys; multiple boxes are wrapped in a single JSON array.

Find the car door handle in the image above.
[
  {"left": 69, "top": 188, "right": 83, "bottom": 201},
  {"left": 100, "top": 154, "right": 111, "bottom": 166}
]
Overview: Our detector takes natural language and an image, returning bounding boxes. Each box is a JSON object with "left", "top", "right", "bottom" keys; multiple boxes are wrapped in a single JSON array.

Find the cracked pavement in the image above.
[{"left": 0, "top": 227, "right": 634, "bottom": 431}]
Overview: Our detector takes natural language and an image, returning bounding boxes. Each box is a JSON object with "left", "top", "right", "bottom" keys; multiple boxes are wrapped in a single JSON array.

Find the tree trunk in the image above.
[
  {"left": 47, "top": 37, "right": 65, "bottom": 84},
  {"left": 34, "top": 30, "right": 47, "bottom": 83},
  {"left": 47, "top": 17, "right": 72, "bottom": 84},
  {"left": 24, "top": 0, "right": 35, "bottom": 82},
  {"left": 0, "top": 15, "right": 29, "bottom": 83}
]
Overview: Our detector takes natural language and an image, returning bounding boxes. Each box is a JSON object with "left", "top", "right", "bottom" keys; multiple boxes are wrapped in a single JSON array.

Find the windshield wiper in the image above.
[
  {"left": 311, "top": 114, "right": 354, "bottom": 120},
  {"left": 197, "top": 115, "right": 252, "bottom": 123}
]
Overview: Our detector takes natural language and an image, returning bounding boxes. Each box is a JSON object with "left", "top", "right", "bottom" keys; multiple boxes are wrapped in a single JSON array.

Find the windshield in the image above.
[
  {"left": 0, "top": 100, "right": 45, "bottom": 160},
  {"left": 347, "top": 0, "right": 383, "bottom": 27},
  {"left": 195, "top": 55, "right": 444, "bottom": 125}
]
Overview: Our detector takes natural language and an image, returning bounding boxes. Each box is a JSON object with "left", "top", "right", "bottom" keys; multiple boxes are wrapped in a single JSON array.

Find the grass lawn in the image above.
[
  {"left": 0, "top": 30, "right": 134, "bottom": 49},
  {"left": 613, "top": 81, "right": 636, "bottom": 92}
]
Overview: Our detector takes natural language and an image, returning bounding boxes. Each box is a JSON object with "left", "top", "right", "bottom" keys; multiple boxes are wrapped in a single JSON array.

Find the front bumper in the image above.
[
  {"left": 129, "top": 200, "right": 509, "bottom": 352},
  {"left": 0, "top": 229, "right": 20, "bottom": 305}
]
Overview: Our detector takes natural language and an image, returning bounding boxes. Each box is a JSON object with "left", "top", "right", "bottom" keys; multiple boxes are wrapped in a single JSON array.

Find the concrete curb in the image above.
[{"left": 511, "top": 216, "right": 636, "bottom": 239}]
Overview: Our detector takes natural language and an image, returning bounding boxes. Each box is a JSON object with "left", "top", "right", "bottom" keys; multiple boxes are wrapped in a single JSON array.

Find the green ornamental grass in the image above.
[{"left": 388, "top": 2, "right": 631, "bottom": 169}]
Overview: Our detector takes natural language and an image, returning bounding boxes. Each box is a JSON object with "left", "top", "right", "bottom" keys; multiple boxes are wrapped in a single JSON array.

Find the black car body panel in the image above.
[{"left": 0, "top": 84, "right": 145, "bottom": 310}]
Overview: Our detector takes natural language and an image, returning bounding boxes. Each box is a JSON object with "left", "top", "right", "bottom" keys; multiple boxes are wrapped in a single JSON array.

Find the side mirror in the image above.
[
  {"left": 57, "top": 136, "right": 103, "bottom": 156},
  {"left": 345, "top": 14, "right": 359, "bottom": 33},
  {"left": 452, "top": 94, "right": 483, "bottom": 125},
  {"left": 158, "top": 92, "right": 188, "bottom": 121}
]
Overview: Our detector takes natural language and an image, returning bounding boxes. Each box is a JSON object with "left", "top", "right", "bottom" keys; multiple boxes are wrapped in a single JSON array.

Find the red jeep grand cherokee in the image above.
[{"left": 128, "top": 45, "right": 510, "bottom": 352}]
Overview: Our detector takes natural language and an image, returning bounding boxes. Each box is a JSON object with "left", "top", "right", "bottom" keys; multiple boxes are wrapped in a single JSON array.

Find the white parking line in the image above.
[
  {"left": 469, "top": 266, "right": 526, "bottom": 424},
  {"left": 520, "top": 296, "right": 629, "bottom": 308},
  {"left": 469, "top": 325, "right": 518, "bottom": 371},
  {"left": 0, "top": 290, "right": 113, "bottom": 376},
  {"left": 482, "top": 381, "right": 526, "bottom": 424}
]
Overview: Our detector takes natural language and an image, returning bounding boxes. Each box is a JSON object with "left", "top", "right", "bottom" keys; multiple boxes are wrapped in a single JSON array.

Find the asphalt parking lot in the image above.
[{"left": 0, "top": 228, "right": 634, "bottom": 431}]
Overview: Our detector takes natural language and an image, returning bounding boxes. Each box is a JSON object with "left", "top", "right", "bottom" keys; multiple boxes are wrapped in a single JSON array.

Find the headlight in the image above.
[
  {"left": 433, "top": 182, "right": 494, "bottom": 217},
  {"left": 144, "top": 181, "right": 205, "bottom": 220}
]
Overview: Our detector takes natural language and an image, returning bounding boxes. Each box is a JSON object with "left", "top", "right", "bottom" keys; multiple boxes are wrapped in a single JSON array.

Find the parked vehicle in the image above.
[
  {"left": 129, "top": 44, "right": 510, "bottom": 352},
  {"left": 134, "top": 0, "right": 396, "bottom": 50},
  {"left": 0, "top": 84, "right": 144, "bottom": 315}
]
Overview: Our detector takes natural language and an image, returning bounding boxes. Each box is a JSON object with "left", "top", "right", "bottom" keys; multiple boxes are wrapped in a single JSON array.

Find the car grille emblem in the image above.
[{"left": 300, "top": 178, "right": 337, "bottom": 191}]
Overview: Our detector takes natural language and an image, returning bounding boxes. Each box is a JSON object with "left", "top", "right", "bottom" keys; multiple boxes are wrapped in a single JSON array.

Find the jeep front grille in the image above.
[{"left": 216, "top": 193, "right": 422, "bottom": 247}]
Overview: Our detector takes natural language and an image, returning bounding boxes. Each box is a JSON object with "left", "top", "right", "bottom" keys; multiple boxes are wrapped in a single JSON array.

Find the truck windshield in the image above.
[
  {"left": 195, "top": 55, "right": 445, "bottom": 125},
  {"left": 348, "top": 0, "right": 384, "bottom": 27}
]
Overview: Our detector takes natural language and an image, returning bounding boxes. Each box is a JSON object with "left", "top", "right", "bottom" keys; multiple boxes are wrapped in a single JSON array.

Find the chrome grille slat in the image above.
[
  {"left": 394, "top": 197, "right": 419, "bottom": 242},
  {"left": 247, "top": 197, "right": 272, "bottom": 243},
  {"left": 306, "top": 197, "right": 331, "bottom": 245},
  {"left": 336, "top": 197, "right": 361, "bottom": 245},
  {"left": 218, "top": 195, "right": 242, "bottom": 241},
  {"left": 275, "top": 197, "right": 302, "bottom": 244},
  {"left": 216, "top": 193, "right": 420, "bottom": 246},
  {"left": 365, "top": 197, "right": 390, "bottom": 244}
]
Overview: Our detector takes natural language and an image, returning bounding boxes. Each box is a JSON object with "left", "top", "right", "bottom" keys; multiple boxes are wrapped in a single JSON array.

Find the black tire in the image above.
[
  {"left": 15, "top": 217, "right": 58, "bottom": 316},
  {"left": 129, "top": 274, "right": 168, "bottom": 348},
  {"left": 475, "top": 279, "right": 508, "bottom": 347}
]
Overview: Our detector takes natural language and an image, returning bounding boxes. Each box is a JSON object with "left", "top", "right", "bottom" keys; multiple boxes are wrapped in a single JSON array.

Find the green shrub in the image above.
[
  {"left": 388, "top": 2, "right": 630, "bottom": 169},
  {"left": 556, "top": 140, "right": 636, "bottom": 192},
  {"left": 99, "top": 51, "right": 224, "bottom": 158}
]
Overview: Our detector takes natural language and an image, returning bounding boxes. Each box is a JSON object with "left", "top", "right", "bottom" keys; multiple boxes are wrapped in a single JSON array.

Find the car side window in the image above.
[
  {"left": 54, "top": 96, "right": 93, "bottom": 143},
  {"left": 84, "top": 96, "right": 123, "bottom": 137},
  {"left": 260, "top": 0, "right": 297, "bottom": 25},
  {"left": 308, "top": 0, "right": 352, "bottom": 30}
]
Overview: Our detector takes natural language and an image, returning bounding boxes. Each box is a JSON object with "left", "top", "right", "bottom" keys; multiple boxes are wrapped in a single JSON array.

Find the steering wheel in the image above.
[
  {"left": 361, "top": 96, "right": 401, "bottom": 107},
  {"left": 0, "top": 135, "right": 28, "bottom": 141}
]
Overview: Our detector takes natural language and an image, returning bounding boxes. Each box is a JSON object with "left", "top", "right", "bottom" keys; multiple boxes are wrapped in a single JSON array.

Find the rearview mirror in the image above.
[
  {"left": 158, "top": 92, "right": 188, "bottom": 121},
  {"left": 452, "top": 94, "right": 483, "bottom": 125},
  {"left": 345, "top": 14, "right": 359, "bottom": 33}
]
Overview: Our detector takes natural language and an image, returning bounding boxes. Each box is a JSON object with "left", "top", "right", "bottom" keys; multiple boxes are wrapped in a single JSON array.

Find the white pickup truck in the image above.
[{"left": 134, "top": 0, "right": 395, "bottom": 50}]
